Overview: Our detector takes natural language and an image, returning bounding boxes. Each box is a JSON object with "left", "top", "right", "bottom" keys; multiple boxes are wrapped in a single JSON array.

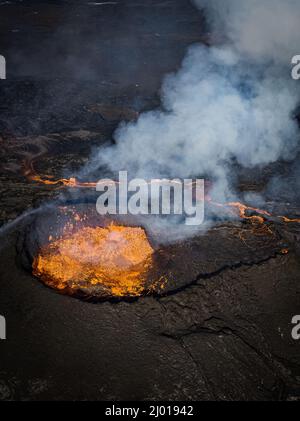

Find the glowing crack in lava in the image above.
[{"left": 33, "top": 224, "right": 154, "bottom": 297}]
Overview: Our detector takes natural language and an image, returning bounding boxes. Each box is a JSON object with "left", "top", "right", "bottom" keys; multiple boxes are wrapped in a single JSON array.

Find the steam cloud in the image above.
[
  {"left": 195, "top": 0, "right": 300, "bottom": 64},
  {"left": 86, "top": 0, "right": 300, "bottom": 217}
]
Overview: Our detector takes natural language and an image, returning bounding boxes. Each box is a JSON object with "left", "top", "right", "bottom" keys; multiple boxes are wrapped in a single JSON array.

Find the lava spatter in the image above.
[{"left": 33, "top": 224, "right": 154, "bottom": 297}]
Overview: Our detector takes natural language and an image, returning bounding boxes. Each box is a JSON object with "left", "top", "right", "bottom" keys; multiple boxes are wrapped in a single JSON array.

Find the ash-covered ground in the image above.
[{"left": 0, "top": 0, "right": 300, "bottom": 401}]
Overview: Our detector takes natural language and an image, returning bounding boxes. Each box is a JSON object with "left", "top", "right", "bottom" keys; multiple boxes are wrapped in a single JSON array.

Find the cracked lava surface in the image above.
[{"left": 0, "top": 0, "right": 300, "bottom": 402}]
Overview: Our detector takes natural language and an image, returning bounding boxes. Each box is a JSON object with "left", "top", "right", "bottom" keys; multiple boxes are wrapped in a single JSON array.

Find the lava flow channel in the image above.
[
  {"left": 24, "top": 162, "right": 300, "bottom": 225},
  {"left": 33, "top": 224, "right": 154, "bottom": 297}
]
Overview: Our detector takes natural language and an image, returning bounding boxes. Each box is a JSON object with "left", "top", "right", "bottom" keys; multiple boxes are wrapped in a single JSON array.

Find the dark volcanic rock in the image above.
[
  {"left": 0, "top": 0, "right": 300, "bottom": 402},
  {"left": 0, "top": 217, "right": 300, "bottom": 400},
  {"left": 16, "top": 203, "right": 288, "bottom": 300}
]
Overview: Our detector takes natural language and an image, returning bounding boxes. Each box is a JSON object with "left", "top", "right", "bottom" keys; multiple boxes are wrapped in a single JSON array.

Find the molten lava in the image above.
[
  {"left": 33, "top": 224, "right": 154, "bottom": 297},
  {"left": 24, "top": 160, "right": 300, "bottom": 224}
]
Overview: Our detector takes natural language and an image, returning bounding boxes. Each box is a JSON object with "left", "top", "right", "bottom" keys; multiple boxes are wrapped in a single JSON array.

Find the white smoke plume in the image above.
[
  {"left": 194, "top": 0, "right": 300, "bottom": 64},
  {"left": 85, "top": 0, "right": 300, "bottom": 216}
]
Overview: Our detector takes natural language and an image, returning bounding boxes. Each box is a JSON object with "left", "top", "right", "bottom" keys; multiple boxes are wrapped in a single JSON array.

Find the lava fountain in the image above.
[{"left": 31, "top": 209, "right": 156, "bottom": 298}]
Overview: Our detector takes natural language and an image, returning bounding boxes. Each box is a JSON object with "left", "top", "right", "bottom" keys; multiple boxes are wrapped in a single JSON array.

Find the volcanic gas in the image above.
[{"left": 33, "top": 223, "right": 154, "bottom": 298}]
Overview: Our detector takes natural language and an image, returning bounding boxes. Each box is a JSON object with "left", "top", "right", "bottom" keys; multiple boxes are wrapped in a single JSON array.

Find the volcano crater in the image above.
[{"left": 17, "top": 203, "right": 288, "bottom": 302}]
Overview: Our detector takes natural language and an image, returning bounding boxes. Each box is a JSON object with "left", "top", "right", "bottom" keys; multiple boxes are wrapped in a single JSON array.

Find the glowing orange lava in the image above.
[
  {"left": 24, "top": 161, "right": 300, "bottom": 225},
  {"left": 33, "top": 224, "right": 154, "bottom": 297},
  {"left": 26, "top": 173, "right": 98, "bottom": 188}
]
